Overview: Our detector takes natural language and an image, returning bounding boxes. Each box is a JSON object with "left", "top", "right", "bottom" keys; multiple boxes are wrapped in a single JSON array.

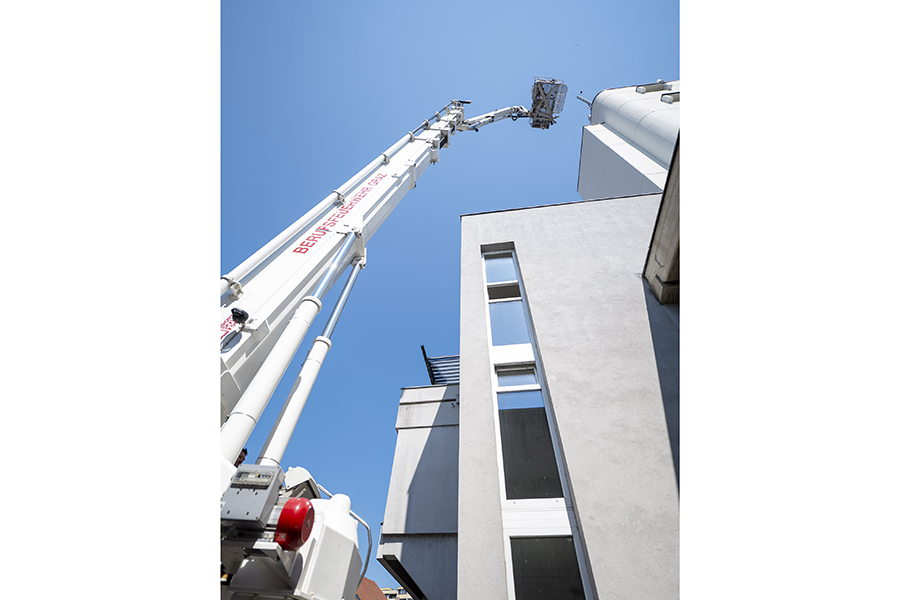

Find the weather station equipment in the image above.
[{"left": 219, "top": 77, "right": 567, "bottom": 600}]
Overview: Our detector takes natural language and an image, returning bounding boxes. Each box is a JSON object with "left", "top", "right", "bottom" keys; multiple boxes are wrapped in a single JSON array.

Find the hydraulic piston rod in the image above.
[
  {"left": 220, "top": 232, "right": 359, "bottom": 465},
  {"left": 257, "top": 257, "right": 364, "bottom": 468}
]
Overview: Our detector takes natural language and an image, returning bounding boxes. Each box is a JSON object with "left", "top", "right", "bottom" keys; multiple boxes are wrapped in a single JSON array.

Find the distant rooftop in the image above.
[{"left": 356, "top": 577, "right": 387, "bottom": 600}]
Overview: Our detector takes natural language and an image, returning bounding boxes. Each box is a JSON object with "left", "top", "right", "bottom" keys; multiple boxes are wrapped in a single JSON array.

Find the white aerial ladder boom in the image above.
[{"left": 219, "top": 78, "right": 567, "bottom": 600}]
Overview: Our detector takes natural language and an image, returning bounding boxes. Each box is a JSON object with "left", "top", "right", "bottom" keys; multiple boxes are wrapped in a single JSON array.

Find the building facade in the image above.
[
  {"left": 577, "top": 80, "right": 679, "bottom": 202},
  {"left": 377, "top": 80, "right": 680, "bottom": 600}
]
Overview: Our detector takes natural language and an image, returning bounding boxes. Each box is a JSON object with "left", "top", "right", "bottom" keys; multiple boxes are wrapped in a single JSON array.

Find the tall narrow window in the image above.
[
  {"left": 485, "top": 254, "right": 517, "bottom": 284},
  {"left": 497, "top": 366, "right": 538, "bottom": 387},
  {"left": 497, "top": 377, "right": 563, "bottom": 499},
  {"left": 482, "top": 248, "right": 590, "bottom": 600},
  {"left": 489, "top": 302, "right": 530, "bottom": 346},
  {"left": 484, "top": 253, "right": 530, "bottom": 347},
  {"left": 510, "top": 536, "right": 586, "bottom": 600}
]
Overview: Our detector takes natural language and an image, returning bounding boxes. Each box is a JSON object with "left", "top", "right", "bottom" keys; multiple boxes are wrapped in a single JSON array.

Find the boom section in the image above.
[{"left": 219, "top": 103, "right": 465, "bottom": 424}]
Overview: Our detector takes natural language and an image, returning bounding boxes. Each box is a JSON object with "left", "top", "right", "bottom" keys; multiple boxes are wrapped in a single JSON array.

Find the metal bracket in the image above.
[
  {"left": 333, "top": 190, "right": 346, "bottom": 205},
  {"left": 219, "top": 314, "right": 270, "bottom": 351},
  {"left": 239, "top": 318, "right": 261, "bottom": 333},
  {"left": 222, "top": 277, "right": 244, "bottom": 298},
  {"left": 221, "top": 538, "right": 297, "bottom": 587}
]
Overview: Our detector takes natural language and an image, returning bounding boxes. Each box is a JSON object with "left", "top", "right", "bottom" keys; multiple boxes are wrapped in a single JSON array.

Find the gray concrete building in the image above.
[{"left": 377, "top": 81, "right": 680, "bottom": 600}]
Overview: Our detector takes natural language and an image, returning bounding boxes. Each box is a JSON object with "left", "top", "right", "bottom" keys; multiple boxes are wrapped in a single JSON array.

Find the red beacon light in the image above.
[{"left": 275, "top": 497, "right": 315, "bottom": 551}]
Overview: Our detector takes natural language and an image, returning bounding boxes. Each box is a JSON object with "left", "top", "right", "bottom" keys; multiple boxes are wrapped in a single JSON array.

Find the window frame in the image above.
[
  {"left": 504, "top": 533, "right": 590, "bottom": 600},
  {"left": 491, "top": 362, "right": 570, "bottom": 507},
  {"left": 496, "top": 364, "right": 539, "bottom": 389},
  {"left": 488, "top": 299, "right": 533, "bottom": 347},
  {"left": 483, "top": 256, "right": 533, "bottom": 376},
  {"left": 481, "top": 248, "right": 594, "bottom": 600}
]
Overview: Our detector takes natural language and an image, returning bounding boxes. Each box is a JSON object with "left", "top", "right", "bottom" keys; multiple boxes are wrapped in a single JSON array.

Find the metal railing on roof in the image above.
[{"left": 420, "top": 345, "right": 460, "bottom": 385}]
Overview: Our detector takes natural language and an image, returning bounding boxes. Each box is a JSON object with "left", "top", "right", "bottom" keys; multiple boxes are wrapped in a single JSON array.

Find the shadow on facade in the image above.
[
  {"left": 642, "top": 282, "right": 680, "bottom": 490},
  {"left": 380, "top": 388, "right": 459, "bottom": 600}
]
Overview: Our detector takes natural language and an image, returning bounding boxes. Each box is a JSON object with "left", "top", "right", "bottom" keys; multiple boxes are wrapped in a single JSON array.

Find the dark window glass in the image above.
[
  {"left": 510, "top": 537, "right": 586, "bottom": 600},
  {"left": 487, "top": 282, "right": 521, "bottom": 300},
  {"left": 499, "top": 407, "right": 563, "bottom": 499},
  {"left": 485, "top": 254, "right": 517, "bottom": 283},
  {"left": 489, "top": 300, "right": 530, "bottom": 346}
]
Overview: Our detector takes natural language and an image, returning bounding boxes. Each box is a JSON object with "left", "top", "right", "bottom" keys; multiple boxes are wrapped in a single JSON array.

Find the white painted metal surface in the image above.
[
  {"left": 220, "top": 85, "right": 567, "bottom": 599},
  {"left": 219, "top": 110, "right": 460, "bottom": 427},
  {"left": 222, "top": 493, "right": 362, "bottom": 600},
  {"left": 255, "top": 253, "right": 364, "bottom": 468},
  {"left": 221, "top": 89, "right": 566, "bottom": 458},
  {"left": 294, "top": 494, "right": 362, "bottom": 600},
  {"left": 577, "top": 80, "right": 679, "bottom": 201},
  {"left": 256, "top": 335, "right": 332, "bottom": 469},
  {"left": 220, "top": 294, "right": 322, "bottom": 464},
  {"left": 589, "top": 80, "right": 680, "bottom": 167}
]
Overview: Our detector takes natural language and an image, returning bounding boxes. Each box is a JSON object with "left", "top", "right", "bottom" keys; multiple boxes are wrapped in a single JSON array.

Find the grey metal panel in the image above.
[{"left": 220, "top": 465, "right": 285, "bottom": 529}]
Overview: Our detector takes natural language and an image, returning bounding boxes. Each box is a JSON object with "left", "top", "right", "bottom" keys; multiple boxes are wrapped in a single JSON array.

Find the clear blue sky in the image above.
[
  {"left": 5, "top": 2, "right": 897, "bottom": 597},
  {"left": 222, "top": 0, "right": 678, "bottom": 589}
]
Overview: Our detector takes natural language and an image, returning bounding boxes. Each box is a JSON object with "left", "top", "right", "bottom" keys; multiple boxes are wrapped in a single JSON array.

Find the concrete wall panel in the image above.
[
  {"left": 382, "top": 387, "right": 459, "bottom": 535},
  {"left": 460, "top": 196, "right": 679, "bottom": 600},
  {"left": 379, "top": 535, "right": 457, "bottom": 600},
  {"left": 578, "top": 125, "right": 666, "bottom": 201},
  {"left": 458, "top": 218, "right": 512, "bottom": 598},
  {"left": 379, "top": 384, "right": 461, "bottom": 599}
]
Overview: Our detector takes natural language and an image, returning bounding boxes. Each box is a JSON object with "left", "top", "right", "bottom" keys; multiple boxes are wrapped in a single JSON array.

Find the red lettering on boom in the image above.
[
  {"left": 290, "top": 174, "right": 387, "bottom": 254},
  {"left": 220, "top": 315, "right": 236, "bottom": 340}
]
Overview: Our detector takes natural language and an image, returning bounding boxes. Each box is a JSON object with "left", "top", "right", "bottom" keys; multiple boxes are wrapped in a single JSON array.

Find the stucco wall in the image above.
[
  {"left": 378, "top": 384, "right": 459, "bottom": 600},
  {"left": 577, "top": 124, "right": 667, "bottom": 200},
  {"left": 578, "top": 82, "right": 679, "bottom": 202},
  {"left": 459, "top": 196, "right": 679, "bottom": 599},
  {"left": 458, "top": 230, "right": 511, "bottom": 596}
]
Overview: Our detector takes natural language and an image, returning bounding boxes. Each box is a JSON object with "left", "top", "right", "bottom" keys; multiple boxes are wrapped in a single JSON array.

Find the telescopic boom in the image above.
[{"left": 219, "top": 77, "right": 566, "bottom": 600}]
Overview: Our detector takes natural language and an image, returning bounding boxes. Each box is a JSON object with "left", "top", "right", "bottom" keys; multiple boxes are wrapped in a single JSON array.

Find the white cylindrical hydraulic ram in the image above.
[
  {"left": 220, "top": 296, "right": 322, "bottom": 463},
  {"left": 257, "top": 335, "right": 332, "bottom": 468},
  {"left": 220, "top": 232, "right": 359, "bottom": 463},
  {"left": 257, "top": 258, "right": 364, "bottom": 468}
]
